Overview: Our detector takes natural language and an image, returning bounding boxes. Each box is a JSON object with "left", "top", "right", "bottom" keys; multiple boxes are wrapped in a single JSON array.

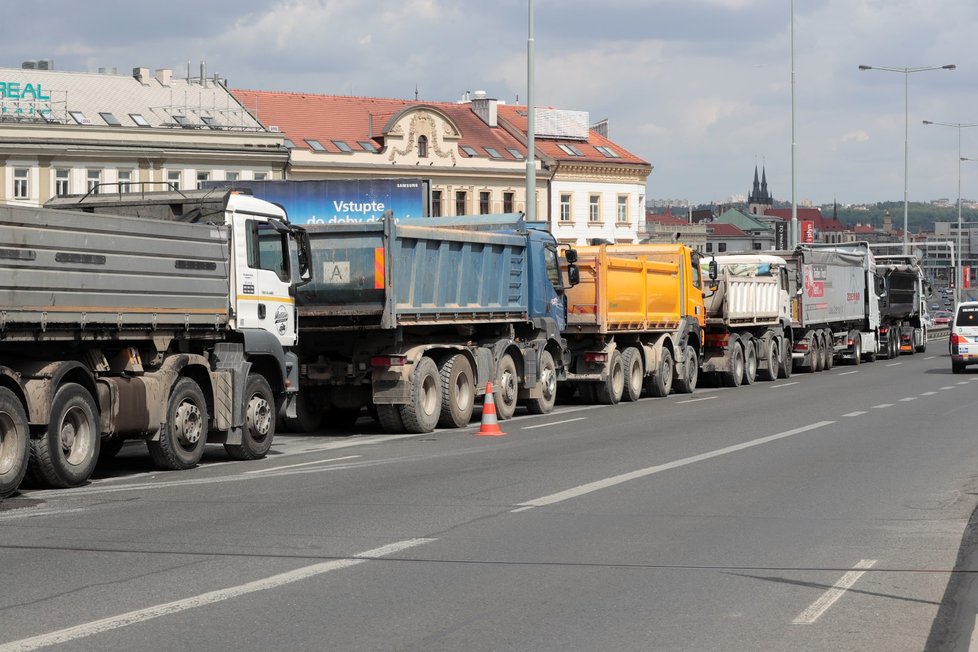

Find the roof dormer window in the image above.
[
  {"left": 332, "top": 140, "right": 353, "bottom": 153},
  {"left": 306, "top": 139, "right": 326, "bottom": 151},
  {"left": 99, "top": 112, "right": 122, "bottom": 126},
  {"left": 461, "top": 146, "right": 478, "bottom": 157},
  {"left": 68, "top": 110, "right": 91, "bottom": 125},
  {"left": 129, "top": 113, "right": 151, "bottom": 127}
]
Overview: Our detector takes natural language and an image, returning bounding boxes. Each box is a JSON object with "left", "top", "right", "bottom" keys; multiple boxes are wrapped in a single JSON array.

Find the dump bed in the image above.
[
  {"left": 703, "top": 255, "right": 784, "bottom": 325},
  {"left": 0, "top": 204, "right": 231, "bottom": 337},
  {"left": 298, "top": 218, "right": 530, "bottom": 329},
  {"left": 564, "top": 245, "right": 686, "bottom": 333},
  {"left": 781, "top": 245, "right": 869, "bottom": 327},
  {"left": 876, "top": 258, "right": 921, "bottom": 321}
]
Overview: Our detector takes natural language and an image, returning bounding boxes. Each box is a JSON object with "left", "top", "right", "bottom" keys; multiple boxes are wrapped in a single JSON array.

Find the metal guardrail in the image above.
[{"left": 928, "top": 326, "right": 950, "bottom": 341}]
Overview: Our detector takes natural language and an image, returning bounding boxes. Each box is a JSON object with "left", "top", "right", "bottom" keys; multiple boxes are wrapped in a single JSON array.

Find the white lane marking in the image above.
[
  {"left": 842, "top": 411, "right": 866, "bottom": 417},
  {"left": 0, "top": 538, "right": 435, "bottom": 652},
  {"left": 886, "top": 362, "right": 903, "bottom": 367},
  {"left": 925, "top": 355, "right": 939, "bottom": 360},
  {"left": 899, "top": 397, "right": 917, "bottom": 402},
  {"left": 512, "top": 421, "right": 835, "bottom": 511},
  {"left": 244, "top": 455, "right": 361, "bottom": 474},
  {"left": 920, "top": 392, "right": 937, "bottom": 396},
  {"left": 772, "top": 382, "right": 799, "bottom": 388},
  {"left": 837, "top": 371, "right": 859, "bottom": 376},
  {"left": 941, "top": 386, "right": 955, "bottom": 390},
  {"left": 0, "top": 507, "right": 89, "bottom": 521},
  {"left": 872, "top": 404, "right": 893, "bottom": 409},
  {"left": 792, "top": 559, "right": 878, "bottom": 625},
  {"left": 676, "top": 396, "right": 717, "bottom": 404},
  {"left": 522, "top": 417, "right": 587, "bottom": 430},
  {"left": 958, "top": 382, "right": 970, "bottom": 386}
]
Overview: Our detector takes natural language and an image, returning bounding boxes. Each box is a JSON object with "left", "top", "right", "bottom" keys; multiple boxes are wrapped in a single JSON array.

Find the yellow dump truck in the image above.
[{"left": 560, "top": 244, "right": 705, "bottom": 403}]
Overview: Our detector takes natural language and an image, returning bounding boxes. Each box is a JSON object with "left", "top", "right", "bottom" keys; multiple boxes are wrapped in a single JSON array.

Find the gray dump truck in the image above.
[
  {"left": 874, "top": 254, "right": 929, "bottom": 358},
  {"left": 0, "top": 190, "right": 310, "bottom": 497}
]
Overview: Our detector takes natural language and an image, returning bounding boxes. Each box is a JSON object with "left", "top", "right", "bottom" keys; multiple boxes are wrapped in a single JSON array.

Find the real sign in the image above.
[{"left": 801, "top": 220, "right": 815, "bottom": 244}]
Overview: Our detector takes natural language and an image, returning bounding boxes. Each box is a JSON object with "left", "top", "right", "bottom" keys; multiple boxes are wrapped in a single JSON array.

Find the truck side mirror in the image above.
[
  {"left": 708, "top": 259, "right": 718, "bottom": 281},
  {"left": 566, "top": 265, "right": 580, "bottom": 288},
  {"left": 565, "top": 248, "right": 578, "bottom": 264},
  {"left": 296, "top": 229, "right": 313, "bottom": 286}
]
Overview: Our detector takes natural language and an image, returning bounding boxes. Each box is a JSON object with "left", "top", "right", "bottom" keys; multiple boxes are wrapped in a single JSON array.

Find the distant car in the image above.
[
  {"left": 932, "top": 310, "right": 953, "bottom": 326},
  {"left": 931, "top": 303, "right": 942, "bottom": 310},
  {"left": 950, "top": 302, "right": 978, "bottom": 373}
]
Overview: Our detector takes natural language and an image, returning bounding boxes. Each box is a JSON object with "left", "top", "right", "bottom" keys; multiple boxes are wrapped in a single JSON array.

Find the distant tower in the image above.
[
  {"left": 747, "top": 165, "right": 773, "bottom": 215},
  {"left": 883, "top": 208, "right": 892, "bottom": 234}
]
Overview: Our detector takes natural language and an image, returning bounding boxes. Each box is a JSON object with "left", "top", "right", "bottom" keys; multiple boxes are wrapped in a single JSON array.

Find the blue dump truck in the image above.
[{"left": 291, "top": 214, "right": 578, "bottom": 433}]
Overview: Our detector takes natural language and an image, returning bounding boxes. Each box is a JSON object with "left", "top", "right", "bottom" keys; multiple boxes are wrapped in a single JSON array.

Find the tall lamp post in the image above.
[
  {"left": 858, "top": 64, "right": 956, "bottom": 254},
  {"left": 960, "top": 157, "right": 978, "bottom": 301},
  {"left": 922, "top": 120, "right": 978, "bottom": 307}
]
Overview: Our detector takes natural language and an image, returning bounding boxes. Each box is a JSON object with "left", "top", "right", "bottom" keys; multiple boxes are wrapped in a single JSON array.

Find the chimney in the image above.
[
  {"left": 133, "top": 67, "right": 151, "bottom": 85},
  {"left": 471, "top": 90, "right": 497, "bottom": 127},
  {"left": 155, "top": 68, "right": 172, "bottom": 86}
]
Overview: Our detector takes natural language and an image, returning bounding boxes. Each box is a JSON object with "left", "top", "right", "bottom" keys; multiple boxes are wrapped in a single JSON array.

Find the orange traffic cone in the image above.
[{"left": 476, "top": 381, "right": 506, "bottom": 436}]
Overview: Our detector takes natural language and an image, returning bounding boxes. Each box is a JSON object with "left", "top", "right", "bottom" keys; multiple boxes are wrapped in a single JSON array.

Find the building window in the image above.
[
  {"left": 706, "top": 242, "right": 713, "bottom": 253},
  {"left": 254, "top": 172, "right": 268, "bottom": 181},
  {"left": 589, "top": 194, "right": 601, "bottom": 223},
  {"left": 332, "top": 140, "right": 353, "bottom": 152},
  {"left": 431, "top": 190, "right": 442, "bottom": 217},
  {"left": 616, "top": 195, "right": 629, "bottom": 223},
  {"left": 503, "top": 192, "right": 514, "bottom": 213},
  {"left": 226, "top": 172, "right": 239, "bottom": 182},
  {"left": 55, "top": 169, "right": 70, "bottom": 197},
  {"left": 479, "top": 191, "right": 490, "bottom": 215},
  {"left": 118, "top": 170, "right": 132, "bottom": 193},
  {"left": 455, "top": 191, "right": 467, "bottom": 216},
  {"left": 13, "top": 168, "right": 28, "bottom": 200},
  {"left": 418, "top": 135, "right": 428, "bottom": 158},
  {"left": 718, "top": 242, "right": 727, "bottom": 252},
  {"left": 753, "top": 242, "right": 762, "bottom": 250},
  {"left": 167, "top": 171, "right": 181, "bottom": 191},
  {"left": 196, "top": 171, "right": 210, "bottom": 189},
  {"left": 87, "top": 169, "right": 101, "bottom": 194},
  {"left": 559, "top": 193, "right": 572, "bottom": 222}
]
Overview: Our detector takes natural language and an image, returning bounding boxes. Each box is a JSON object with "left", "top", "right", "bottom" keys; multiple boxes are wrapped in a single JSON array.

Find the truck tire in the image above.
[
  {"left": 0, "top": 387, "right": 29, "bottom": 498},
  {"left": 811, "top": 336, "right": 823, "bottom": 372},
  {"left": 758, "top": 338, "right": 779, "bottom": 381},
  {"left": 493, "top": 354, "right": 520, "bottom": 420},
  {"left": 915, "top": 330, "right": 927, "bottom": 353},
  {"left": 822, "top": 331, "right": 834, "bottom": 370},
  {"left": 621, "top": 348, "right": 644, "bottom": 402},
  {"left": 849, "top": 332, "right": 861, "bottom": 365},
  {"left": 525, "top": 350, "right": 558, "bottom": 415},
  {"left": 742, "top": 340, "right": 757, "bottom": 385},
  {"left": 148, "top": 377, "right": 207, "bottom": 471},
  {"left": 29, "top": 383, "right": 100, "bottom": 488},
  {"left": 673, "top": 345, "right": 698, "bottom": 394},
  {"left": 779, "top": 339, "right": 793, "bottom": 379},
  {"left": 644, "top": 348, "right": 673, "bottom": 398},
  {"left": 438, "top": 354, "right": 476, "bottom": 427},
  {"left": 596, "top": 350, "right": 625, "bottom": 404},
  {"left": 225, "top": 374, "right": 275, "bottom": 460},
  {"left": 376, "top": 405, "right": 405, "bottom": 433},
  {"left": 399, "top": 356, "right": 442, "bottom": 433},
  {"left": 721, "top": 344, "right": 744, "bottom": 387}
]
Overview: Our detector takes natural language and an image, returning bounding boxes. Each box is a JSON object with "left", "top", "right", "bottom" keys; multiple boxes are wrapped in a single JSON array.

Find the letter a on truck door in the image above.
[{"left": 237, "top": 219, "right": 297, "bottom": 346}]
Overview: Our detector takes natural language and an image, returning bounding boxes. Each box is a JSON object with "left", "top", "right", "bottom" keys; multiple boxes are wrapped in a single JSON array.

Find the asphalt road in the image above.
[{"left": 2, "top": 342, "right": 978, "bottom": 651}]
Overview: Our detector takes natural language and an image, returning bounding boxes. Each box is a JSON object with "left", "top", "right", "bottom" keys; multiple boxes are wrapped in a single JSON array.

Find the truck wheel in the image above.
[
  {"left": 148, "top": 377, "right": 207, "bottom": 471},
  {"left": 525, "top": 351, "right": 558, "bottom": 415},
  {"left": 493, "top": 354, "right": 519, "bottom": 420},
  {"left": 811, "top": 336, "right": 823, "bottom": 372},
  {"left": 742, "top": 340, "right": 757, "bottom": 385},
  {"left": 758, "top": 339, "right": 779, "bottom": 382},
  {"left": 721, "top": 344, "right": 744, "bottom": 387},
  {"left": 850, "top": 333, "right": 861, "bottom": 365},
  {"left": 438, "top": 354, "right": 475, "bottom": 427},
  {"left": 673, "top": 345, "right": 698, "bottom": 394},
  {"left": 779, "top": 340, "right": 793, "bottom": 379},
  {"left": 823, "top": 331, "right": 834, "bottom": 370},
  {"left": 596, "top": 350, "right": 625, "bottom": 404},
  {"left": 644, "top": 348, "right": 673, "bottom": 398},
  {"left": 915, "top": 331, "right": 927, "bottom": 353},
  {"left": 225, "top": 374, "right": 275, "bottom": 460},
  {"left": 621, "top": 348, "right": 644, "bottom": 402},
  {"left": 29, "top": 383, "right": 100, "bottom": 488},
  {"left": 376, "top": 405, "right": 405, "bottom": 433},
  {"left": 0, "top": 387, "right": 29, "bottom": 498},
  {"left": 399, "top": 357, "right": 442, "bottom": 433}
]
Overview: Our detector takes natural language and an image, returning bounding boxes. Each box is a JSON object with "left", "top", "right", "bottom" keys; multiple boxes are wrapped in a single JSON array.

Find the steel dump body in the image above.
[
  {"left": 0, "top": 204, "right": 230, "bottom": 338},
  {"left": 783, "top": 246, "right": 868, "bottom": 327},
  {"left": 298, "top": 219, "right": 529, "bottom": 329},
  {"left": 704, "top": 257, "right": 785, "bottom": 326},
  {"left": 565, "top": 245, "right": 689, "bottom": 333}
]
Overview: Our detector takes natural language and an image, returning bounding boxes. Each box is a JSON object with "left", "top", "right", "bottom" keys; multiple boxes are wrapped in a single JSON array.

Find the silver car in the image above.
[{"left": 950, "top": 301, "right": 978, "bottom": 373}]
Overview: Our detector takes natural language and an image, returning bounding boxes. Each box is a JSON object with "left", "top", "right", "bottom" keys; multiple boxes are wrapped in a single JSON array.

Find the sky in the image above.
[{"left": 1, "top": 0, "right": 977, "bottom": 207}]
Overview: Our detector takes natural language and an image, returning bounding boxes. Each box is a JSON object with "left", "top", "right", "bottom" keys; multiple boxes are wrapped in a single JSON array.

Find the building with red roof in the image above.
[{"left": 231, "top": 89, "right": 651, "bottom": 243}]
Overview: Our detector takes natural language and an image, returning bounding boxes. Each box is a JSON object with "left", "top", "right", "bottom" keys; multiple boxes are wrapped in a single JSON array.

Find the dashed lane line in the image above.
[
  {"left": 676, "top": 396, "right": 717, "bottom": 404},
  {"left": 842, "top": 411, "right": 867, "bottom": 417},
  {"left": 872, "top": 404, "right": 894, "bottom": 409},
  {"left": 886, "top": 362, "right": 903, "bottom": 367},
  {"left": 772, "top": 382, "right": 800, "bottom": 388},
  {"left": 899, "top": 397, "right": 918, "bottom": 402},
  {"left": 244, "top": 455, "right": 361, "bottom": 474},
  {"left": 837, "top": 371, "right": 859, "bottom": 376},
  {"left": 522, "top": 417, "right": 587, "bottom": 430},
  {"left": 920, "top": 392, "right": 937, "bottom": 396},
  {"left": 792, "top": 560, "right": 878, "bottom": 625}
]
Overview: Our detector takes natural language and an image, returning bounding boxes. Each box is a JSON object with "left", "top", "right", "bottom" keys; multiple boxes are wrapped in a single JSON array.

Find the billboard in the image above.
[
  {"left": 202, "top": 178, "right": 429, "bottom": 225},
  {"left": 801, "top": 221, "right": 816, "bottom": 244}
]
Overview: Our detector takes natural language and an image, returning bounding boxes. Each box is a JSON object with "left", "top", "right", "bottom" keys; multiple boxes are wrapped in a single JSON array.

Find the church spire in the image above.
[{"left": 760, "top": 166, "right": 769, "bottom": 202}]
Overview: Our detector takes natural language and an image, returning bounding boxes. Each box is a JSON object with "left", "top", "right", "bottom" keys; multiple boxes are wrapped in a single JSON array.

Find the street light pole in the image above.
[
  {"left": 923, "top": 121, "right": 978, "bottom": 307},
  {"left": 858, "top": 64, "right": 956, "bottom": 254}
]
